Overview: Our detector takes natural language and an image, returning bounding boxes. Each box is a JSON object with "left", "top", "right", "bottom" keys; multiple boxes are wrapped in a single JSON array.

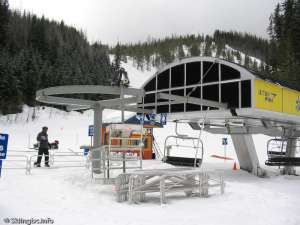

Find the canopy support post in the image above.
[{"left": 92, "top": 103, "right": 103, "bottom": 174}]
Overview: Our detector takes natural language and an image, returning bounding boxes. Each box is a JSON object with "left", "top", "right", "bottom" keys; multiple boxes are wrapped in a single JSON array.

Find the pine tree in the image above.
[
  {"left": 236, "top": 51, "right": 242, "bottom": 64},
  {"left": 0, "top": 50, "right": 22, "bottom": 114},
  {"left": 112, "top": 42, "right": 122, "bottom": 71},
  {"left": 178, "top": 45, "right": 185, "bottom": 58},
  {"left": 0, "top": 0, "right": 9, "bottom": 47},
  {"left": 268, "top": 4, "right": 282, "bottom": 42},
  {"left": 244, "top": 55, "right": 250, "bottom": 68},
  {"left": 293, "top": 0, "right": 300, "bottom": 61},
  {"left": 110, "top": 42, "right": 129, "bottom": 86},
  {"left": 267, "top": 0, "right": 300, "bottom": 87},
  {"left": 203, "top": 40, "right": 212, "bottom": 57},
  {"left": 190, "top": 43, "right": 200, "bottom": 56},
  {"left": 252, "top": 60, "right": 259, "bottom": 71}
]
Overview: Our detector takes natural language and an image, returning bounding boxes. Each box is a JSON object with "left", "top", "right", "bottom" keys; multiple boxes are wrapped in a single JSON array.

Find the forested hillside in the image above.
[
  {"left": 1, "top": 0, "right": 299, "bottom": 115},
  {"left": 0, "top": 0, "right": 113, "bottom": 115},
  {"left": 110, "top": 32, "right": 271, "bottom": 76}
]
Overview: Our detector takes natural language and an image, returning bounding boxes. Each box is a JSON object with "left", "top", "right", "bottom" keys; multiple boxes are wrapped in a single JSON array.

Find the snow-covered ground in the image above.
[
  {"left": 1, "top": 160, "right": 300, "bottom": 225},
  {"left": 1, "top": 59, "right": 300, "bottom": 225}
]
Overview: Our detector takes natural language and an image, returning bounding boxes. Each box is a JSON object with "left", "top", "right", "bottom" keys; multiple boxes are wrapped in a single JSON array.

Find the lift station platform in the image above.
[
  {"left": 139, "top": 56, "right": 300, "bottom": 175},
  {"left": 36, "top": 56, "right": 300, "bottom": 176}
]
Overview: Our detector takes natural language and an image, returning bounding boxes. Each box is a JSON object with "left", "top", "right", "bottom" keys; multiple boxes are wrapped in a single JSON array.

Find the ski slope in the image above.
[
  {"left": 1, "top": 59, "right": 300, "bottom": 225},
  {"left": 1, "top": 161, "right": 300, "bottom": 225}
]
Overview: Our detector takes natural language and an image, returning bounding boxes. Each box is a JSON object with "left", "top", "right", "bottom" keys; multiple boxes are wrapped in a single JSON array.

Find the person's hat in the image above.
[{"left": 42, "top": 126, "right": 48, "bottom": 130}]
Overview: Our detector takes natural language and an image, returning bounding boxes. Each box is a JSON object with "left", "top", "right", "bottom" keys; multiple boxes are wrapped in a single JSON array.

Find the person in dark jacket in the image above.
[{"left": 34, "top": 126, "right": 50, "bottom": 167}]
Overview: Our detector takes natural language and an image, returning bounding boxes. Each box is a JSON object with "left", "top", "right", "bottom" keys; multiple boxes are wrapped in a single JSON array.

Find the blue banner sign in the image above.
[
  {"left": 88, "top": 125, "right": 94, "bottom": 137},
  {"left": 222, "top": 138, "right": 228, "bottom": 146},
  {"left": 0, "top": 133, "right": 8, "bottom": 177},
  {"left": 0, "top": 133, "right": 9, "bottom": 159}
]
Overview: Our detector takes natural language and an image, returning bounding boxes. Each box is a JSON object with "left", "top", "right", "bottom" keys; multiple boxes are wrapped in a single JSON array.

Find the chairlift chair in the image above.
[
  {"left": 163, "top": 123, "right": 204, "bottom": 167},
  {"left": 163, "top": 136, "right": 204, "bottom": 167},
  {"left": 265, "top": 138, "right": 300, "bottom": 166}
]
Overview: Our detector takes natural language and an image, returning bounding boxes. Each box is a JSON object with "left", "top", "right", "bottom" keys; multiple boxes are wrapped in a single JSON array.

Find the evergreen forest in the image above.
[
  {"left": 0, "top": 0, "right": 299, "bottom": 115},
  {"left": 0, "top": 0, "right": 113, "bottom": 114}
]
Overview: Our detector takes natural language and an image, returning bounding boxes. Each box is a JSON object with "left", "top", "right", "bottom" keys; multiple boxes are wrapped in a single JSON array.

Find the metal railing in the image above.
[
  {"left": 1, "top": 154, "right": 31, "bottom": 174},
  {"left": 2, "top": 149, "right": 89, "bottom": 175},
  {"left": 153, "top": 137, "right": 163, "bottom": 159},
  {"left": 88, "top": 145, "right": 143, "bottom": 181},
  {"left": 115, "top": 168, "right": 225, "bottom": 205}
]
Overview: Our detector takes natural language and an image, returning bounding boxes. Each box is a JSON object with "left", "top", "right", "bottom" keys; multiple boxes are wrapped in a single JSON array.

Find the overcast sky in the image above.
[{"left": 9, "top": 0, "right": 282, "bottom": 45}]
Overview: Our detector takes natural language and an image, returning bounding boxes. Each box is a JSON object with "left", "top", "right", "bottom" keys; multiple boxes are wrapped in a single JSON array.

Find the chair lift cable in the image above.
[
  {"left": 186, "top": 61, "right": 217, "bottom": 98},
  {"left": 194, "top": 107, "right": 209, "bottom": 167}
]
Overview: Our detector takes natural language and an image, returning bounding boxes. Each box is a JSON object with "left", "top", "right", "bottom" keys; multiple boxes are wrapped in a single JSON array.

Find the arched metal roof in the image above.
[
  {"left": 142, "top": 56, "right": 256, "bottom": 89},
  {"left": 141, "top": 56, "right": 254, "bottom": 114},
  {"left": 139, "top": 56, "right": 300, "bottom": 135}
]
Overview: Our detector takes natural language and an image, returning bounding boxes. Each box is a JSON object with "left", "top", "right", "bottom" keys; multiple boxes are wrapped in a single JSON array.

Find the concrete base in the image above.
[
  {"left": 283, "top": 137, "right": 298, "bottom": 175},
  {"left": 231, "top": 134, "right": 265, "bottom": 176}
]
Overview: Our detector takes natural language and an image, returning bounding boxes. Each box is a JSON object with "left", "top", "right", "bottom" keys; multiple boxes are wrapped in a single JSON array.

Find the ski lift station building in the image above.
[
  {"left": 139, "top": 56, "right": 300, "bottom": 175},
  {"left": 36, "top": 56, "right": 300, "bottom": 176},
  {"left": 141, "top": 56, "right": 300, "bottom": 124}
]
